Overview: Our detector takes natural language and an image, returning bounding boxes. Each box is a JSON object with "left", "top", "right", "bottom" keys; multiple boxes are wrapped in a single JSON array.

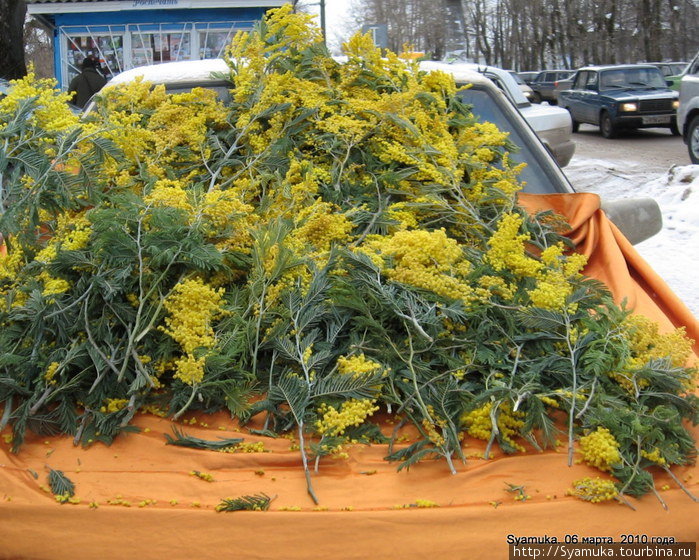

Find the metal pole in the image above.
[{"left": 320, "top": 0, "right": 326, "bottom": 43}]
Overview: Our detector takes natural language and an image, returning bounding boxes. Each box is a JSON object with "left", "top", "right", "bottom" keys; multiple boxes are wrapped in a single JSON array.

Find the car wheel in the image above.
[
  {"left": 688, "top": 115, "right": 699, "bottom": 164},
  {"left": 564, "top": 108, "right": 579, "bottom": 132},
  {"left": 531, "top": 92, "right": 541, "bottom": 104},
  {"left": 599, "top": 111, "right": 617, "bottom": 139},
  {"left": 669, "top": 119, "right": 680, "bottom": 136}
]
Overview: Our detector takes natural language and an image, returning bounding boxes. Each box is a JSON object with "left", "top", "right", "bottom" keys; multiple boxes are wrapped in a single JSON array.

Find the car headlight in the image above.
[
  {"left": 620, "top": 102, "right": 638, "bottom": 112},
  {"left": 524, "top": 91, "right": 533, "bottom": 99},
  {"left": 673, "top": 100, "right": 679, "bottom": 109}
]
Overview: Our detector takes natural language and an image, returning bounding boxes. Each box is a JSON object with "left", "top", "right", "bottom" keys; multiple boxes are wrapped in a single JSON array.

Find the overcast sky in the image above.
[{"left": 303, "top": 0, "right": 359, "bottom": 53}]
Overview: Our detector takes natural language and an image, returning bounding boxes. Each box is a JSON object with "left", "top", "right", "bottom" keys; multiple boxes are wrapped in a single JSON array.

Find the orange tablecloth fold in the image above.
[
  {"left": 0, "top": 412, "right": 697, "bottom": 560},
  {"left": 0, "top": 193, "right": 697, "bottom": 560},
  {"left": 518, "top": 192, "right": 698, "bottom": 353}
]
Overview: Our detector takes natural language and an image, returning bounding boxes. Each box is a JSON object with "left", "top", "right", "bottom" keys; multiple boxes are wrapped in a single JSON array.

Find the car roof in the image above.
[
  {"left": 575, "top": 64, "right": 662, "bottom": 72},
  {"left": 106, "top": 59, "right": 231, "bottom": 87},
  {"left": 420, "top": 61, "right": 528, "bottom": 104},
  {"left": 106, "top": 58, "right": 495, "bottom": 91}
]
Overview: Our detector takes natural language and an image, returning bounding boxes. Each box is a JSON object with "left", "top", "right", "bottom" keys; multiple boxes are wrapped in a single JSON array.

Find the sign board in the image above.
[{"left": 361, "top": 24, "right": 388, "bottom": 48}]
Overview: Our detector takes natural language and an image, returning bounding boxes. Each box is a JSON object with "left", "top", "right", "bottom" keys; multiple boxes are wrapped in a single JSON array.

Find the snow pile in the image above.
[{"left": 566, "top": 160, "right": 699, "bottom": 316}]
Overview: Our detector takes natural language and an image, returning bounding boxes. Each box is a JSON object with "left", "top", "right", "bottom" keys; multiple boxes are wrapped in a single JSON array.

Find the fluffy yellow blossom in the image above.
[
  {"left": 34, "top": 244, "right": 58, "bottom": 264},
  {"left": 578, "top": 427, "right": 621, "bottom": 472},
  {"left": 172, "top": 354, "right": 206, "bottom": 386},
  {"left": 475, "top": 275, "right": 515, "bottom": 302},
  {"left": 294, "top": 202, "right": 354, "bottom": 252},
  {"left": 315, "top": 399, "right": 379, "bottom": 437},
  {"left": 569, "top": 477, "right": 618, "bottom": 503},
  {"left": 336, "top": 354, "right": 383, "bottom": 378},
  {"left": 190, "top": 470, "right": 215, "bottom": 482},
  {"left": 414, "top": 499, "right": 439, "bottom": 508},
  {"left": 386, "top": 201, "right": 419, "bottom": 230},
  {"left": 609, "top": 315, "right": 696, "bottom": 391},
  {"left": 461, "top": 401, "right": 525, "bottom": 452},
  {"left": 201, "top": 189, "right": 254, "bottom": 229},
  {"left": 486, "top": 213, "right": 541, "bottom": 277},
  {"left": 144, "top": 179, "right": 193, "bottom": 213},
  {"left": 39, "top": 271, "right": 70, "bottom": 297},
  {"left": 100, "top": 398, "right": 129, "bottom": 414},
  {"left": 55, "top": 494, "right": 81, "bottom": 505},
  {"left": 44, "top": 362, "right": 60, "bottom": 385},
  {"left": 0, "top": 244, "right": 24, "bottom": 281},
  {"left": 0, "top": 71, "right": 79, "bottom": 132},
  {"left": 160, "top": 278, "right": 225, "bottom": 355},
  {"left": 365, "top": 229, "right": 473, "bottom": 302},
  {"left": 219, "top": 441, "right": 267, "bottom": 453},
  {"left": 421, "top": 413, "right": 446, "bottom": 447},
  {"left": 640, "top": 447, "right": 667, "bottom": 466},
  {"left": 60, "top": 221, "right": 92, "bottom": 251},
  {"left": 527, "top": 244, "right": 587, "bottom": 311}
]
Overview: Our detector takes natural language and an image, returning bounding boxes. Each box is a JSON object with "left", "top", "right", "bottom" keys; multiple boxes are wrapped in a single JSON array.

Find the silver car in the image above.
[
  {"left": 94, "top": 59, "right": 660, "bottom": 244},
  {"left": 422, "top": 62, "right": 576, "bottom": 167}
]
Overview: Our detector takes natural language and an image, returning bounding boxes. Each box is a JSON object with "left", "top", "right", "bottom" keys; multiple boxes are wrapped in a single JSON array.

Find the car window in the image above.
[
  {"left": 573, "top": 71, "right": 586, "bottom": 89},
  {"left": 544, "top": 72, "right": 555, "bottom": 82},
  {"left": 599, "top": 68, "right": 665, "bottom": 89},
  {"left": 585, "top": 72, "right": 598, "bottom": 88},
  {"left": 482, "top": 73, "right": 527, "bottom": 108},
  {"left": 456, "top": 86, "right": 570, "bottom": 195}
]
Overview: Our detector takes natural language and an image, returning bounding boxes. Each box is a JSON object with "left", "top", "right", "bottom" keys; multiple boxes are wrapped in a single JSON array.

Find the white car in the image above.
[
  {"left": 421, "top": 61, "right": 576, "bottom": 167},
  {"left": 678, "top": 51, "right": 699, "bottom": 164},
  {"left": 91, "top": 59, "right": 659, "bottom": 244}
]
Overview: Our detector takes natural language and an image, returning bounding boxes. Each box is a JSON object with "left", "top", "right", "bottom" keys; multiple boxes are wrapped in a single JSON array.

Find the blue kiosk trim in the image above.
[{"left": 26, "top": 1, "right": 283, "bottom": 88}]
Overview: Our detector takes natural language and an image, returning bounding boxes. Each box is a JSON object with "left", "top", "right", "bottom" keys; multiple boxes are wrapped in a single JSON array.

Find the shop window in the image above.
[
  {"left": 196, "top": 22, "right": 255, "bottom": 60},
  {"left": 62, "top": 29, "right": 124, "bottom": 84},
  {"left": 130, "top": 25, "right": 192, "bottom": 66},
  {"left": 199, "top": 30, "right": 234, "bottom": 59}
]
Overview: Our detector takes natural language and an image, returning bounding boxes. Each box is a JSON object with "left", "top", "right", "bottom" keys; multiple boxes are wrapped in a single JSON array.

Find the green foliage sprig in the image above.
[{"left": 0, "top": 6, "right": 696, "bottom": 507}]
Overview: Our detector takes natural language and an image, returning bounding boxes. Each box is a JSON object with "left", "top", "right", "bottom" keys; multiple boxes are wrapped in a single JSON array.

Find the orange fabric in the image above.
[
  {"left": 518, "top": 192, "right": 699, "bottom": 353},
  {"left": 1, "top": 193, "right": 698, "bottom": 559},
  {"left": 1, "top": 413, "right": 697, "bottom": 560}
]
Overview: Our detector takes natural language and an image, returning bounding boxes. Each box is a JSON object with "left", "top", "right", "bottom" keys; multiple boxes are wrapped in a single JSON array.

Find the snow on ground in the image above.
[{"left": 565, "top": 160, "right": 699, "bottom": 317}]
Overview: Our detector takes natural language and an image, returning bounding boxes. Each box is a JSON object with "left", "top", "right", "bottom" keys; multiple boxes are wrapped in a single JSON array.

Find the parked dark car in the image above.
[
  {"left": 558, "top": 64, "right": 679, "bottom": 138},
  {"left": 649, "top": 62, "right": 688, "bottom": 91},
  {"left": 649, "top": 62, "right": 687, "bottom": 79},
  {"left": 529, "top": 70, "right": 574, "bottom": 104}
]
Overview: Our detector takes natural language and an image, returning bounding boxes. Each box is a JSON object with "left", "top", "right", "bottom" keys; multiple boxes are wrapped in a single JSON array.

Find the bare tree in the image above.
[
  {"left": 317, "top": 0, "right": 699, "bottom": 68},
  {"left": 0, "top": 0, "right": 27, "bottom": 79},
  {"left": 24, "top": 17, "right": 53, "bottom": 79},
  {"left": 357, "top": 0, "right": 448, "bottom": 58}
]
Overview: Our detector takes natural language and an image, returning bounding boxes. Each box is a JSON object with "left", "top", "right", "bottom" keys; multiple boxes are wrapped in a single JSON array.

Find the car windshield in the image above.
[
  {"left": 599, "top": 68, "right": 666, "bottom": 90},
  {"left": 457, "top": 86, "right": 570, "bottom": 194}
]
